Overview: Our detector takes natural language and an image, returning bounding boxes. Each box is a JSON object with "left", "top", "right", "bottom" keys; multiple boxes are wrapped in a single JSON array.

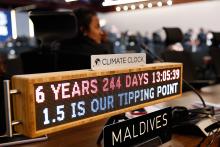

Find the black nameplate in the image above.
[{"left": 103, "top": 107, "right": 172, "bottom": 147}]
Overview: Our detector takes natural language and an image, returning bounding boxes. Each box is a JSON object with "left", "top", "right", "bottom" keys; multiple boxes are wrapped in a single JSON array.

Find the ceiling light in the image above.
[
  {"left": 157, "top": 1, "right": 163, "bottom": 7},
  {"left": 116, "top": 6, "right": 121, "bottom": 11},
  {"left": 147, "top": 3, "right": 153, "bottom": 8},
  {"left": 167, "top": 0, "right": 173, "bottom": 6},
  {"left": 139, "top": 4, "right": 144, "bottom": 9},
  {"left": 131, "top": 5, "right": 136, "bottom": 10},
  {"left": 65, "top": 0, "right": 78, "bottom": 2},
  {"left": 102, "top": 0, "right": 148, "bottom": 6},
  {"left": 123, "top": 5, "right": 129, "bottom": 11}
]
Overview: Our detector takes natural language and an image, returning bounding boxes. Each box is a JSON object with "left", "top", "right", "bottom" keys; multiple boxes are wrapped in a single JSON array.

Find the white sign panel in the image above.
[{"left": 91, "top": 53, "right": 146, "bottom": 70}]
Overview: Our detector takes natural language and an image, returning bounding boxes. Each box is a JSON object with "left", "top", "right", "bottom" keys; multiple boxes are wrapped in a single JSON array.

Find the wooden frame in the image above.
[{"left": 12, "top": 63, "right": 182, "bottom": 138}]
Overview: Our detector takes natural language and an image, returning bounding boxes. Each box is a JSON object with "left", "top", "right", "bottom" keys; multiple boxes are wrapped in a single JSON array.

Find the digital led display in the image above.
[
  {"left": 11, "top": 63, "right": 182, "bottom": 138},
  {"left": 35, "top": 68, "right": 181, "bottom": 130}
]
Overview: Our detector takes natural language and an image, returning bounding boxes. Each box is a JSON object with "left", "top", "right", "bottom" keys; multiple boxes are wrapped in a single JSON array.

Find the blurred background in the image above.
[{"left": 0, "top": 0, "right": 220, "bottom": 82}]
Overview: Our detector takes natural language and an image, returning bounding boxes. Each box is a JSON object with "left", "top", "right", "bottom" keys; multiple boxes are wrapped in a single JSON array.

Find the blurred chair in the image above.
[
  {"left": 20, "top": 11, "right": 78, "bottom": 74},
  {"left": 162, "top": 51, "right": 194, "bottom": 82},
  {"left": 162, "top": 27, "right": 193, "bottom": 82},
  {"left": 57, "top": 51, "right": 90, "bottom": 71},
  {"left": 163, "top": 27, "right": 183, "bottom": 47},
  {"left": 29, "top": 11, "right": 77, "bottom": 48},
  {"left": 5, "top": 57, "right": 23, "bottom": 76},
  {"left": 21, "top": 50, "right": 55, "bottom": 74}
]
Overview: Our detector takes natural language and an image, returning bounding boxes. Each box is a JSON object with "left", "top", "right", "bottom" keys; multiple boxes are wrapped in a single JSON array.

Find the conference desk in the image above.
[{"left": 13, "top": 84, "right": 220, "bottom": 147}]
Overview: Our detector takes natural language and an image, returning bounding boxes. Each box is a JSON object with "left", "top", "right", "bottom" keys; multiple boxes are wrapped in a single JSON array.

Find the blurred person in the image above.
[
  {"left": 152, "top": 32, "right": 162, "bottom": 44},
  {"left": 71, "top": 8, "right": 110, "bottom": 55},
  {"left": 152, "top": 31, "right": 164, "bottom": 57},
  {"left": 143, "top": 31, "right": 150, "bottom": 46},
  {"left": 183, "top": 28, "right": 196, "bottom": 52},
  {"left": 183, "top": 28, "right": 193, "bottom": 43},
  {"left": 60, "top": 7, "right": 110, "bottom": 56},
  {"left": 58, "top": 8, "right": 112, "bottom": 70},
  {"left": 196, "top": 28, "right": 209, "bottom": 54},
  {"left": 119, "top": 31, "right": 129, "bottom": 53},
  {"left": 197, "top": 28, "right": 207, "bottom": 46},
  {"left": 135, "top": 32, "right": 144, "bottom": 53},
  {"left": 57, "top": 7, "right": 112, "bottom": 70}
]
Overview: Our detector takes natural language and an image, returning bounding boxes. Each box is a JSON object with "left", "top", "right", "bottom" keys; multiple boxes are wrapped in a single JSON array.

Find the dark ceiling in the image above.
[
  {"left": 0, "top": 0, "right": 106, "bottom": 11},
  {"left": 0, "top": 0, "right": 206, "bottom": 12}
]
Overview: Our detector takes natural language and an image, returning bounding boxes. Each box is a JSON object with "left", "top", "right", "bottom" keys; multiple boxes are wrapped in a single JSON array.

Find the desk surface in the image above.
[{"left": 13, "top": 84, "right": 220, "bottom": 147}]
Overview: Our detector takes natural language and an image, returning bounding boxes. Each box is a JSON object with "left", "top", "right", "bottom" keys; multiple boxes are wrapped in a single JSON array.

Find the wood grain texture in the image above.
[{"left": 11, "top": 62, "right": 182, "bottom": 138}]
